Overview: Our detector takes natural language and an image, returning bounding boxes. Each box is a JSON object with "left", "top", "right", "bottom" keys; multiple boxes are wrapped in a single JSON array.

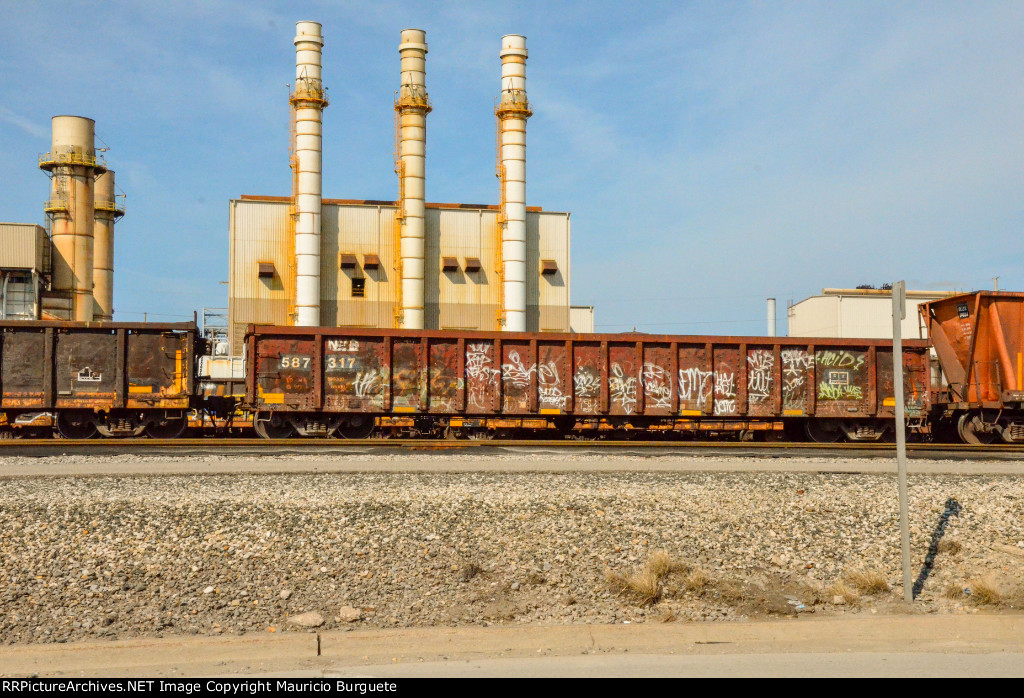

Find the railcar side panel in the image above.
[
  {"left": 571, "top": 342, "right": 602, "bottom": 415},
  {"left": 1, "top": 328, "right": 47, "bottom": 408}
]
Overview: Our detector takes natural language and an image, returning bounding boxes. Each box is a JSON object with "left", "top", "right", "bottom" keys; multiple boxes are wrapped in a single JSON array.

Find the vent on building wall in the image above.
[
  {"left": 340, "top": 253, "right": 359, "bottom": 269},
  {"left": 257, "top": 262, "right": 275, "bottom": 278},
  {"left": 352, "top": 278, "right": 365, "bottom": 297},
  {"left": 442, "top": 257, "right": 460, "bottom": 272},
  {"left": 540, "top": 259, "right": 558, "bottom": 275},
  {"left": 363, "top": 254, "right": 380, "bottom": 269},
  {"left": 464, "top": 257, "right": 482, "bottom": 272}
]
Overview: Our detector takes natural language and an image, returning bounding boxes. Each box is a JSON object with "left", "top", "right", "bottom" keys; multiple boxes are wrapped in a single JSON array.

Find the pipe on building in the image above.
[
  {"left": 766, "top": 298, "right": 777, "bottom": 337},
  {"left": 40, "top": 115, "right": 104, "bottom": 322},
  {"left": 496, "top": 35, "right": 531, "bottom": 332},
  {"left": 291, "top": 21, "right": 328, "bottom": 326},
  {"left": 92, "top": 170, "right": 123, "bottom": 321},
  {"left": 395, "top": 28, "right": 430, "bottom": 329}
]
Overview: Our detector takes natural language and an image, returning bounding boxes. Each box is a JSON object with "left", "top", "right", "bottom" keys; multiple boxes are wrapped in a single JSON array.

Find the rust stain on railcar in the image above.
[
  {"left": 429, "top": 340, "right": 460, "bottom": 413},
  {"left": 392, "top": 339, "right": 425, "bottom": 411},
  {"left": 255, "top": 337, "right": 317, "bottom": 410},
  {"left": 125, "top": 331, "right": 192, "bottom": 408},
  {"left": 54, "top": 330, "right": 118, "bottom": 408},
  {"left": 780, "top": 347, "right": 815, "bottom": 415},
  {"left": 1, "top": 329, "right": 47, "bottom": 408},
  {"left": 571, "top": 343, "right": 602, "bottom": 415},
  {"left": 537, "top": 342, "right": 569, "bottom": 413},
  {"left": 323, "top": 337, "right": 387, "bottom": 412},
  {"left": 814, "top": 348, "right": 868, "bottom": 417},
  {"left": 501, "top": 341, "right": 535, "bottom": 414},
  {"left": 746, "top": 345, "right": 776, "bottom": 417},
  {"left": 608, "top": 343, "right": 639, "bottom": 416},
  {"left": 641, "top": 344, "right": 674, "bottom": 416},
  {"left": 465, "top": 340, "right": 500, "bottom": 413},
  {"left": 677, "top": 344, "right": 712, "bottom": 415}
]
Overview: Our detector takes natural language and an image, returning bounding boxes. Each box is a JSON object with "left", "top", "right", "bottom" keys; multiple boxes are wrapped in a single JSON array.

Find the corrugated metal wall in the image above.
[
  {"left": 229, "top": 199, "right": 571, "bottom": 353},
  {"left": 0, "top": 223, "right": 48, "bottom": 272}
]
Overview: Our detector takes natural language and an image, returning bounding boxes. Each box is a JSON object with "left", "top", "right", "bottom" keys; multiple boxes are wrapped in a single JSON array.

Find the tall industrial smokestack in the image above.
[
  {"left": 291, "top": 21, "right": 328, "bottom": 326},
  {"left": 496, "top": 35, "right": 531, "bottom": 332},
  {"left": 40, "top": 115, "right": 103, "bottom": 322},
  {"left": 92, "top": 170, "right": 123, "bottom": 321},
  {"left": 394, "top": 28, "right": 430, "bottom": 329},
  {"left": 766, "top": 298, "right": 777, "bottom": 337}
]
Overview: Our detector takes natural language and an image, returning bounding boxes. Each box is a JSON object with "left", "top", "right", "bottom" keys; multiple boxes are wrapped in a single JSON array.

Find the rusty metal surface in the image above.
[
  {"left": 923, "top": 291, "right": 1024, "bottom": 407},
  {"left": 245, "top": 325, "right": 930, "bottom": 421},
  {"left": 0, "top": 322, "right": 196, "bottom": 413}
]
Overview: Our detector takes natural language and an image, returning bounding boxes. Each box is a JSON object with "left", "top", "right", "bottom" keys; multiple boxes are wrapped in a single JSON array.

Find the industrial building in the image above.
[
  {"left": 0, "top": 116, "right": 123, "bottom": 322},
  {"left": 227, "top": 25, "right": 572, "bottom": 354},
  {"left": 787, "top": 287, "right": 958, "bottom": 339}
]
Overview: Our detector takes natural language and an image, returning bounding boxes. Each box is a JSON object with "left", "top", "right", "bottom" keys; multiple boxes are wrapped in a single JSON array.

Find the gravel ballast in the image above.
[{"left": 1, "top": 458, "right": 1023, "bottom": 645}]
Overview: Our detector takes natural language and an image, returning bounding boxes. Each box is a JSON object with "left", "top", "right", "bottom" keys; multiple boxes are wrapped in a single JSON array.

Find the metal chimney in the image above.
[
  {"left": 291, "top": 21, "right": 328, "bottom": 326},
  {"left": 394, "top": 29, "right": 431, "bottom": 329},
  {"left": 766, "top": 298, "right": 777, "bottom": 337},
  {"left": 496, "top": 35, "right": 531, "bottom": 332},
  {"left": 40, "top": 115, "right": 104, "bottom": 322},
  {"left": 92, "top": 170, "right": 123, "bottom": 321}
]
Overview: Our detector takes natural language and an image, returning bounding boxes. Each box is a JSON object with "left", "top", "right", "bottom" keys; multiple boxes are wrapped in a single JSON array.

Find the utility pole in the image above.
[{"left": 892, "top": 280, "right": 912, "bottom": 602}]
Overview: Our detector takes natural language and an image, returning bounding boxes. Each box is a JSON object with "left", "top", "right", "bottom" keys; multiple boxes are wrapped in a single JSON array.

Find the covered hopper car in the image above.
[{"left": 242, "top": 325, "right": 932, "bottom": 442}]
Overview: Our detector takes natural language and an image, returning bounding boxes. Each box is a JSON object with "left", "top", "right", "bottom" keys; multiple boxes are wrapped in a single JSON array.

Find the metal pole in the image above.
[{"left": 892, "top": 280, "right": 912, "bottom": 602}]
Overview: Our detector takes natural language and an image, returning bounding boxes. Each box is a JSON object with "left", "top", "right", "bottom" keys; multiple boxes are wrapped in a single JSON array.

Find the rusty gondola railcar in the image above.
[
  {"left": 0, "top": 321, "right": 199, "bottom": 438},
  {"left": 243, "top": 325, "right": 931, "bottom": 441},
  {"left": 922, "top": 291, "right": 1024, "bottom": 443}
]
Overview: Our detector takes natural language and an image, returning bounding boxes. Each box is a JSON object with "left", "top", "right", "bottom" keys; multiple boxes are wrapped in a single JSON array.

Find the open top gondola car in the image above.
[
  {"left": 0, "top": 320, "right": 199, "bottom": 438},
  {"left": 243, "top": 324, "right": 931, "bottom": 441}
]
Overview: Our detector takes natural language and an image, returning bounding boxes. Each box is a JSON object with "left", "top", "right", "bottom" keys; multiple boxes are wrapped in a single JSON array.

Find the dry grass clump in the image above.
[
  {"left": 966, "top": 575, "right": 1003, "bottom": 605},
  {"left": 937, "top": 538, "right": 962, "bottom": 555},
  {"left": 828, "top": 580, "right": 861, "bottom": 604},
  {"left": 844, "top": 568, "right": 890, "bottom": 595},
  {"left": 682, "top": 567, "right": 712, "bottom": 593},
  {"left": 605, "top": 549, "right": 682, "bottom": 605}
]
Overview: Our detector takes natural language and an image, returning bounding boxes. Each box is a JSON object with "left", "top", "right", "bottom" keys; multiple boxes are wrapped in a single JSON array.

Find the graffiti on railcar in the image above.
[
  {"left": 641, "top": 362, "right": 673, "bottom": 410},
  {"left": 610, "top": 363, "right": 638, "bottom": 414},
  {"left": 502, "top": 350, "right": 536, "bottom": 388},
  {"left": 538, "top": 361, "right": 568, "bottom": 410},
  {"left": 746, "top": 349, "right": 774, "bottom": 405},
  {"left": 464, "top": 343, "right": 500, "bottom": 411},
  {"left": 573, "top": 365, "right": 601, "bottom": 414},
  {"left": 815, "top": 350, "right": 866, "bottom": 402},
  {"left": 713, "top": 371, "right": 737, "bottom": 415},
  {"left": 678, "top": 367, "right": 713, "bottom": 407}
]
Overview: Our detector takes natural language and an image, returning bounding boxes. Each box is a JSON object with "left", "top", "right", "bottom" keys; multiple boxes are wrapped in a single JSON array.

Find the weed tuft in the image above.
[{"left": 844, "top": 568, "right": 890, "bottom": 595}]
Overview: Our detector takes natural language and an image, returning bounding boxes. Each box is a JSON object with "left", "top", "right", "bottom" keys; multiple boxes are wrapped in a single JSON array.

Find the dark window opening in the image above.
[{"left": 352, "top": 278, "right": 366, "bottom": 298}]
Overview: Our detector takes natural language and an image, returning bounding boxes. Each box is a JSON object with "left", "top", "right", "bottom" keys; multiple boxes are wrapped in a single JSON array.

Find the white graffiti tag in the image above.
[
  {"left": 714, "top": 371, "right": 737, "bottom": 415},
  {"left": 538, "top": 362, "right": 567, "bottom": 409},
  {"left": 354, "top": 370, "right": 380, "bottom": 398},
  {"left": 781, "top": 349, "right": 814, "bottom": 410},
  {"left": 609, "top": 363, "right": 638, "bottom": 415},
  {"left": 465, "top": 343, "right": 501, "bottom": 410},
  {"left": 502, "top": 350, "right": 537, "bottom": 389},
  {"left": 641, "top": 362, "right": 673, "bottom": 409},
  {"left": 678, "top": 368, "right": 714, "bottom": 406},
  {"left": 746, "top": 350, "right": 774, "bottom": 404}
]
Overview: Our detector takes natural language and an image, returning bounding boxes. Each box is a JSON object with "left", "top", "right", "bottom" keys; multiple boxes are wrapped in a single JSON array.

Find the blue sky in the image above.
[{"left": 1, "top": 1, "right": 1021, "bottom": 333}]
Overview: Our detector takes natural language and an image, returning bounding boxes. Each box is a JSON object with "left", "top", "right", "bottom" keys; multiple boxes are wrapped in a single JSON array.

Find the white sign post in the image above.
[{"left": 892, "top": 281, "right": 912, "bottom": 603}]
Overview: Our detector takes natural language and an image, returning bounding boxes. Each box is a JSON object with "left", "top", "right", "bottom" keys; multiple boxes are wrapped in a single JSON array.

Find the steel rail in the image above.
[{"left": 1, "top": 438, "right": 1022, "bottom": 459}]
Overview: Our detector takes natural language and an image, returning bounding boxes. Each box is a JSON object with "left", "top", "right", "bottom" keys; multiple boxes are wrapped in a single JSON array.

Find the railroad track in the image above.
[{"left": 1, "top": 438, "right": 1022, "bottom": 460}]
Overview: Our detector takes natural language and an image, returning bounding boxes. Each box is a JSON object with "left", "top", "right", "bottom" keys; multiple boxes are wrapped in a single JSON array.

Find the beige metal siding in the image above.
[
  {"left": 228, "top": 200, "right": 292, "bottom": 350},
  {"left": 229, "top": 199, "right": 571, "bottom": 351},
  {"left": 0, "top": 223, "right": 47, "bottom": 271}
]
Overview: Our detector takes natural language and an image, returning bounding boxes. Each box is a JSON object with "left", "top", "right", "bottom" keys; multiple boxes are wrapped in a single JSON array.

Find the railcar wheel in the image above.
[
  {"left": 467, "top": 429, "right": 494, "bottom": 441},
  {"left": 805, "top": 420, "right": 842, "bottom": 443},
  {"left": 253, "top": 414, "right": 295, "bottom": 439},
  {"left": 336, "top": 415, "right": 376, "bottom": 439},
  {"left": 146, "top": 417, "right": 188, "bottom": 439},
  {"left": 957, "top": 413, "right": 996, "bottom": 445},
  {"left": 56, "top": 413, "right": 98, "bottom": 440}
]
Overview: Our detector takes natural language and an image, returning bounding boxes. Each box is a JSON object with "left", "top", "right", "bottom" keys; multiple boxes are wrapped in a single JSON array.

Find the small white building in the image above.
[
  {"left": 0, "top": 223, "right": 49, "bottom": 320},
  {"left": 787, "top": 288, "right": 958, "bottom": 339}
]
